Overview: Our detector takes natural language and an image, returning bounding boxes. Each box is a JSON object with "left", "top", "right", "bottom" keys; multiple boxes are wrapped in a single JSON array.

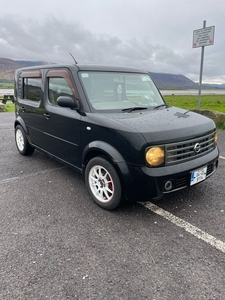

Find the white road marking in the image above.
[
  {"left": 219, "top": 155, "right": 225, "bottom": 160},
  {"left": 141, "top": 202, "right": 225, "bottom": 253}
]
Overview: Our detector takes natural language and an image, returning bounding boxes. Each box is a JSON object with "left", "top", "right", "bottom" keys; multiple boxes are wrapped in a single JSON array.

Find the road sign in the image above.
[
  {"left": 193, "top": 21, "right": 215, "bottom": 110},
  {"left": 193, "top": 26, "right": 215, "bottom": 48}
]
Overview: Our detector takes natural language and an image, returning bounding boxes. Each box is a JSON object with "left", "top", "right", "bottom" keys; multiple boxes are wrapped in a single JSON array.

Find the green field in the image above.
[
  {"left": 164, "top": 94, "right": 225, "bottom": 113},
  {"left": 164, "top": 94, "right": 225, "bottom": 129}
]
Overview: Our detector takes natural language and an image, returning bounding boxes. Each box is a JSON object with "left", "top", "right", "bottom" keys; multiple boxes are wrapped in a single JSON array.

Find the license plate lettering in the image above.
[{"left": 190, "top": 166, "right": 207, "bottom": 186}]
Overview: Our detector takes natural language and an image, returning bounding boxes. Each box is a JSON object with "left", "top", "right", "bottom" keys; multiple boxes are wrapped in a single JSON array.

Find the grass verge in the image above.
[
  {"left": 1, "top": 103, "right": 15, "bottom": 112},
  {"left": 164, "top": 94, "right": 225, "bottom": 130},
  {"left": 217, "top": 122, "right": 225, "bottom": 130}
]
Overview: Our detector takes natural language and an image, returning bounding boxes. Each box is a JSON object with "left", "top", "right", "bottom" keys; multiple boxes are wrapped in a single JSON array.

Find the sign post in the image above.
[{"left": 193, "top": 21, "right": 215, "bottom": 109}]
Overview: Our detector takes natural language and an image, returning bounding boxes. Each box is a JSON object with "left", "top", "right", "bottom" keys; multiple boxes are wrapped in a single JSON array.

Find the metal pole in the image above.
[{"left": 197, "top": 20, "right": 206, "bottom": 110}]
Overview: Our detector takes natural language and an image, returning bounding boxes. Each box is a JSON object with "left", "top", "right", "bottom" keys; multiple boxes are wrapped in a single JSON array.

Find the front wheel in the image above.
[
  {"left": 15, "top": 125, "right": 35, "bottom": 155},
  {"left": 85, "top": 157, "right": 122, "bottom": 210}
]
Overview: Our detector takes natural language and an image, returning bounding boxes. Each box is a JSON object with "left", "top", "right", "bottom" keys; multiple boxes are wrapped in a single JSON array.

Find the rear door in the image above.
[{"left": 17, "top": 70, "right": 45, "bottom": 147}]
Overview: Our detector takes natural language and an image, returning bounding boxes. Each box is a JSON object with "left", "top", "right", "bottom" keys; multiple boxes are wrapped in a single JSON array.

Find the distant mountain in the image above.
[
  {"left": 0, "top": 57, "right": 224, "bottom": 89},
  {"left": 0, "top": 57, "right": 46, "bottom": 81},
  {"left": 0, "top": 58, "right": 21, "bottom": 80},
  {"left": 148, "top": 72, "right": 225, "bottom": 90},
  {"left": 200, "top": 82, "right": 225, "bottom": 89},
  {"left": 149, "top": 72, "right": 197, "bottom": 89}
]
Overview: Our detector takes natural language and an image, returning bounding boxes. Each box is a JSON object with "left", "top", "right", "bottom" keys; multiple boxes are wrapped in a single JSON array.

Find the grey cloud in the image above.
[{"left": 0, "top": 16, "right": 224, "bottom": 83}]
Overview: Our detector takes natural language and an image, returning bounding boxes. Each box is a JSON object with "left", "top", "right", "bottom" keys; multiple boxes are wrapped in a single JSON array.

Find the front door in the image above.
[{"left": 42, "top": 69, "right": 81, "bottom": 169}]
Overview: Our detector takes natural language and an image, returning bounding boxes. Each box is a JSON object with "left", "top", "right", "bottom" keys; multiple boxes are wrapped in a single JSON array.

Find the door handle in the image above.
[{"left": 21, "top": 106, "right": 25, "bottom": 112}]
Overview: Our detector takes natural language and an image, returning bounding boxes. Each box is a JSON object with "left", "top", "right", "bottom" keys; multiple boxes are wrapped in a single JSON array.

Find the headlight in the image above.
[
  {"left": 146, "top": 146, "right": 165, "bottom": 167},
  {"left": 214, "top": 132, "right": 218, "bottom": 144}
]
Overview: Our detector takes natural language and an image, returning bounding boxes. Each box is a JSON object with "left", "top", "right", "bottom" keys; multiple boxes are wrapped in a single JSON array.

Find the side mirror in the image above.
[{"left": 57, "top": 96, "right": 79, "bottom": 110}]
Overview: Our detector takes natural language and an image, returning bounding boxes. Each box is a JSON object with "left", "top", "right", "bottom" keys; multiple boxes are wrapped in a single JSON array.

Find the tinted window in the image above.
[{"left": 23, "top": 78, "right": 42, "bottom": 101}]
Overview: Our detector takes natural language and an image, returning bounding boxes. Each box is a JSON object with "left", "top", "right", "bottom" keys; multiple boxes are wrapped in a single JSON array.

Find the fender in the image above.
[
  {"left": 14, "top": 116, "right": 34, "bottom": 146},
  {"left": 82, "top": 140, "right": 135, "bottom": 200},
  {"left": 83, "top": 140, "right": 129, "bottom": 172},
  {"left": 14, "top": 116, "right": 28, "bottom": 134}
]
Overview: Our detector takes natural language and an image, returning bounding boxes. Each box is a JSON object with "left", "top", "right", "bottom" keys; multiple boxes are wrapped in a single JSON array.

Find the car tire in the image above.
[
  {"left": 15, "top": 125, "right": 35, "bottom": 155},
  {"left": 85, "top": 157, "right": 122, "bottom": 210}
]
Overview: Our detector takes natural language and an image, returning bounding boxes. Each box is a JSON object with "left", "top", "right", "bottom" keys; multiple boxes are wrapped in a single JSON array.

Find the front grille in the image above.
[{"left": 165, "top": 131, "right": 216, "bottom": 165}]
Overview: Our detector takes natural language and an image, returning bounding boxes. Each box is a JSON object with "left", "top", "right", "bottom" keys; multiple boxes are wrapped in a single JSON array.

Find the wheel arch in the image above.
[
  {"left": 14, "top": 120, "right": 35, "bottom": 155},
  {"left": 82, "top": 141, "right": 132, "bottom": 197},
  {"left": 14, "top": 117, "right": 28, "bottom": 134},
  {"left": 14, "top": 117, "right": 33, "bottom": 147}
]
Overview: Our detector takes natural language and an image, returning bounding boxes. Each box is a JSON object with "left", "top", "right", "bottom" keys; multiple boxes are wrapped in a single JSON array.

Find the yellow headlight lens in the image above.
[{"left": 146, "top": 146, "right": 164, "bottom": 167}]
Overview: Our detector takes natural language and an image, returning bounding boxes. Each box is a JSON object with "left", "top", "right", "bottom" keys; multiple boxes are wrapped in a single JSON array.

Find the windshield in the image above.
[{"left": 79, "top": 71, "right": 165, "bottom": 111}]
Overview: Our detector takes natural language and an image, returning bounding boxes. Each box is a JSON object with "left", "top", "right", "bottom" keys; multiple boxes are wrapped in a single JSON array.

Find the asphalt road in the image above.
[{"left": 0, "top": 112, "right": 225, "bottom": 300}]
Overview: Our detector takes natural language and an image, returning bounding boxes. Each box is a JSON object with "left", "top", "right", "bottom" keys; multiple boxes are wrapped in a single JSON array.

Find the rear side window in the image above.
[
  {"left": 20, "top": 70, "right": 42, "bottom": 102},
  {"left": 23, "top": 78, "right": 42, "bottom": 101}
]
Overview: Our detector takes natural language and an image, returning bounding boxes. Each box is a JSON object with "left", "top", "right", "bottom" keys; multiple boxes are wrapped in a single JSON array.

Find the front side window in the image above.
[
  {"left": 79, "top": 71, "right": 164, "bottom": 111},
  {"left": 23, "top": 78, "right": 42, "bottom": 101},
  {"left": 48, "top": 77, "right": 74, "bottom": 106}
]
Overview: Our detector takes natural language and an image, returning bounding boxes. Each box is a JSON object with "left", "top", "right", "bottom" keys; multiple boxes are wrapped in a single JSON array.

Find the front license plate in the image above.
[{"left": 190, "top": 166, "right": 207, "bottom": 186}]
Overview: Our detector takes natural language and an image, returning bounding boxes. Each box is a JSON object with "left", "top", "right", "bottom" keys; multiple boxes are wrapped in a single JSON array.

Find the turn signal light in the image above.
[{"left": 214, "top": 132, "right": 218, "bottom": 144}]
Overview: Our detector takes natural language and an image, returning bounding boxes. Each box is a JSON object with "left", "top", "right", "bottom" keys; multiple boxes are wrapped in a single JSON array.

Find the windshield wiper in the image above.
[
  {"left": 122, "top": 107, "right": 148, "bottom": 113},
  {"left": 154, "top": 104, "right": 168, "bottom": 110}
]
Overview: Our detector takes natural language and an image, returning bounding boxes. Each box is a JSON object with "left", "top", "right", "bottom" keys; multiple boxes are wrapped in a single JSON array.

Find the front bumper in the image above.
[{"left": 122, "top": 146, "right": 219, "bottom": 202}]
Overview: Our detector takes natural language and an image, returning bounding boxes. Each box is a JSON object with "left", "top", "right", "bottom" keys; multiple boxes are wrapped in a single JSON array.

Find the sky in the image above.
[{"left": 0, "top": 0, "right": 224, "bottom": 84}]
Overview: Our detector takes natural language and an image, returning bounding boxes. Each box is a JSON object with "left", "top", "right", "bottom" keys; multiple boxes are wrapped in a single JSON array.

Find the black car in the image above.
[{"left": 14, "top": 64, "right": 219, "bottom": 209}]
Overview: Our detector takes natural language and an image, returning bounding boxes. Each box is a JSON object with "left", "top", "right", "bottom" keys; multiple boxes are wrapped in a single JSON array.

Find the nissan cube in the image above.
[{"left": 14, "top": 64, "right": 219, "bottom": 210}]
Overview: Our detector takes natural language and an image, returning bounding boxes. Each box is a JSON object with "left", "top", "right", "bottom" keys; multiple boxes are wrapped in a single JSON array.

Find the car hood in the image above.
[{"left": 101, "top": 106, "right": 216, "bottom": 144}]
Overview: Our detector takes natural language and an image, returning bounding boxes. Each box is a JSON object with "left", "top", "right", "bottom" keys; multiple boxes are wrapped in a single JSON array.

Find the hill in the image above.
[
  {"left": 149, "top": 72, "right": 197, "bottom": 89},
  {"left": 0, "top": 57, "right": 224, "bottom": 89},
  {"left": 149, "top": 72, "right": 225, "bottom": 90},
  {"left": 0, "top": 57, "right": 46, "bottom": 81},
  {"left": 0, "top": 58, "right": 22, "bottom": 81}
]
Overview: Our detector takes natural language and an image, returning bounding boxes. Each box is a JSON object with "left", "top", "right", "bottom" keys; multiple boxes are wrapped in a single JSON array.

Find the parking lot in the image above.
[{"left": 0, "top": 112, "right": 225, "bottom": 300}]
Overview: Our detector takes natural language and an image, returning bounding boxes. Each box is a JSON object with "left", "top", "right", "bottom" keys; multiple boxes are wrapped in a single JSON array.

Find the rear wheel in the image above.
[
  {"left": 15, "top": 125, "right": 35, "bottom": 155},
  {"left": 85, "top": 157, "right": 122, "bottom": 210}
]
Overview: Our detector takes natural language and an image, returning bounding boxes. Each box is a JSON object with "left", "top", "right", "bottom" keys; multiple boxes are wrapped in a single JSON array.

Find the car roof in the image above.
[
  {"left": 16, "top": 64, "right": 147, "bottom": 74},
  {"left": 75, "top": 64, "right": 147, "bottom": 73}
]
